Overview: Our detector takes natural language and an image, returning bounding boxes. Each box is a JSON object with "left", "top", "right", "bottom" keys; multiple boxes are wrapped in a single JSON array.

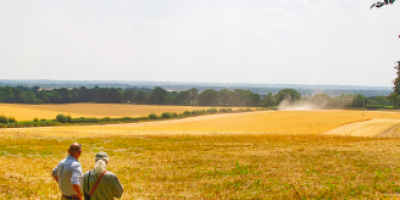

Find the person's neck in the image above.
[{"left": 69, "top": 154, "right": 79, "bottom": 160}]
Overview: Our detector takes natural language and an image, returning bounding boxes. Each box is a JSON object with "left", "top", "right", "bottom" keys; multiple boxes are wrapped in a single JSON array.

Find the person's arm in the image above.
[
  {"left": 72, "top": 184, "right": 83, "bottom": 200},
  {"left": 111, "top": 174, "right": 124, "bottom": 199},
  {"left": 51, "top": 166, "right": 59, "bottom": 183},
  {"left": 80, "top": 173, "right": 86, "bottom": 196},
  {"left": 71, "top": 164, "right": 83, "bottom": 199}
]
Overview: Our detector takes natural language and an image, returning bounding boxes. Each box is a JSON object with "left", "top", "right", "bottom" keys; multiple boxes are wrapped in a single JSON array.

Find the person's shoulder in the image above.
[
  {"left": 70, "top": 160, "right": 82, "bottom": 168},
  {"left": 83, "top": 170, "right": 91, "bottom": 176},
  {"left": 59, "top": 157, "right": 67, "bottom": 163},
  {"left": 104, "top": 171, "right": 117, "bottom": 178},
  {"left": 66, "top": 156, "right": 81, "bottom": 167}
]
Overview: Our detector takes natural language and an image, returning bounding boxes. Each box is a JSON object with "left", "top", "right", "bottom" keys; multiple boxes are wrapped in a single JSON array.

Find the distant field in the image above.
[
  {"left": 4, "top": 110, "right": 400, "bottom": 138},
  {"left": 0, "top": 103, "right": 247, "bottom": 121}
]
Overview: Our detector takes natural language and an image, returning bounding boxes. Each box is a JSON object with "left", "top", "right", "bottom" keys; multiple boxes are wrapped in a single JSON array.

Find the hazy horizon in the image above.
[
  {"left": 0, "top": 78, "right": 393, "bottom": 86},
  {"left": 1, "top": 1, "right": 399, "bottom": 86}
]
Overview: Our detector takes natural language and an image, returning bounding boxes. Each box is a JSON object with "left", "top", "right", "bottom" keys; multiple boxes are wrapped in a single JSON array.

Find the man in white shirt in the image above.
[{"left": 52, "top": 143, "right": 84, "bottom": 200}]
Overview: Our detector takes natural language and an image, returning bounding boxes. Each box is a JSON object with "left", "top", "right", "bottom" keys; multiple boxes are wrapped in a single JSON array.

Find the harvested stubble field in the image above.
[
  {"left": 0, "top": 103, "right": 244, "bottom": 121},
  {"left": 2, "top": 110, "right": 400, "bottom": 199},
  {"left": 1, "top": 134, "right": 400, "bottom": 199}
]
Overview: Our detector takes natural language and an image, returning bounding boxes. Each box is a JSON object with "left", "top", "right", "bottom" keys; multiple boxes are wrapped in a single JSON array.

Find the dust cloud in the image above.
[{"left": 278, "top": 94, "right": 333, "bottom": 111}]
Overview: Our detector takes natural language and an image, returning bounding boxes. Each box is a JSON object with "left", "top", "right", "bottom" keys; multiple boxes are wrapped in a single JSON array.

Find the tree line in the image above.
[
  {"left": 0, "top": 85, "right": 260, "bottom": 107},
  {"left": 0, "top": 85, "right": 394, "bottom": 108}
]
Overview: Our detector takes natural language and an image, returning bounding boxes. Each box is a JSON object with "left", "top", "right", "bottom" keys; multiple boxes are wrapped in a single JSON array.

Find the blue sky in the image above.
[{"left": 0, "top": 0, "right": 399, "bottom": 86}]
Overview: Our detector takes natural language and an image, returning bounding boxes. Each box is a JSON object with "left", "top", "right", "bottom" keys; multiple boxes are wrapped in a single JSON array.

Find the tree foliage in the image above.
[
  {"left": 197, "top": 89, "right": 219, "bottom": 106},
  {"left": 370, "top": 0, "right": 396, "bottom": 9},
  {"left": 389, "top": 61, "right": 400, "bottom": 108},
  {"left": 275, "top": 89, "right": 301, "bottom": 104},
  {"left": 0, "top": 85, "right": 392, "bottom": 108}
]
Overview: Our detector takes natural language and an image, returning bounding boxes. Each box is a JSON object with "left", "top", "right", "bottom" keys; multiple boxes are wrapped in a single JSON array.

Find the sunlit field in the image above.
[
  {"left": 2, "top": 134, "right": 400, "bottom": 199},
  {"left": 0, "top": 103, "right": 248, "bottom": 121},
  {"left": 2, "top": 110, "right": 400, "bottom": 199},
  {"left": 3, "top": 110, "right": 400, "bottom": 138}
]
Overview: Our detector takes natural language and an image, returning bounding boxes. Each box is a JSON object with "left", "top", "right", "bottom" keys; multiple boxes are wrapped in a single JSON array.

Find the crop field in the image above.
[
  {"left": 2, "top": 110, "right": 400, "bottom": 199},
  {"left": 3, "top": 110, "right": 400, "bottom": 138},
  {"left": 0, "top": 103, "right": 246, "bottom": 121},
  {"left": 2, "top": 134, "right": 400, "bottom": 199}
]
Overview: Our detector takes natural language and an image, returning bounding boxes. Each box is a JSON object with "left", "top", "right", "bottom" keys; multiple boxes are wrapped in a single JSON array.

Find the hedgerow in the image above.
[{"left": 0, "top": 107, "right": 257, "bottom": 128}]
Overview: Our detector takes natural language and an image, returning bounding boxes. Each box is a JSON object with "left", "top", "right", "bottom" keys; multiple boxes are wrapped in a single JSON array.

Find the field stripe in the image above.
[{"left": 323, "top": 118, "right": 400, "bottom": 138}]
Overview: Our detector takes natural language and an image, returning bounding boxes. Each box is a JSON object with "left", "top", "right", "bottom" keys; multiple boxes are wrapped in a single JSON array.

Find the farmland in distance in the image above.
[
  {"left": 3, "top": 110, "right": 400, "bottom": 138},
  {"left": 0, "top": 103, "right": 248, "bottom": 121}
]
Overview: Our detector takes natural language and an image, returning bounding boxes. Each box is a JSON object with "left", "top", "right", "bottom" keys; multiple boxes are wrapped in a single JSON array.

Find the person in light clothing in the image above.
[
  {"left": 52, "top": 143, "right": 84, "bottom": 200},
  {"left": 81, "top": 151, "right": 123, "bottom": 200}
]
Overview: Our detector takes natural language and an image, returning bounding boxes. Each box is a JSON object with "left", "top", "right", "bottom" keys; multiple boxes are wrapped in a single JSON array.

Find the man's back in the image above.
[
  {"left": 82, "top": 170, "right": 123, "bottom": 200},
  {"left": 52, "top": 155, "right": 83, "bottom": 196}
]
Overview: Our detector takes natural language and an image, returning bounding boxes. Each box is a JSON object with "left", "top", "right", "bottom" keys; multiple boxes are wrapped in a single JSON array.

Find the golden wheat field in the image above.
[
  {"left": 3, "top": 110, "right": 400, "bottom": 138},
  {"left": 3, "top": 109, "right": 400, "bottom": 199},
  {"left": 0, "top": 103, "right": 246, "bottom": 121}
]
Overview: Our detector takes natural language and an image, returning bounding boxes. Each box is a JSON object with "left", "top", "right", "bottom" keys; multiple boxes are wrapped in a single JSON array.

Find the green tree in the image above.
[
  {"left": 218, "top": 89, "right": 232, "bottom": 106},
  {"left": 275, "top": 89, "right": 301, "bottom": 104},
  {"left": 71, "top": 88, "right": 82, "bottom": 102},
  {"left": 36, "top": 90, "right": 49, "bottom": 103},
  {"left": 0, "top": 90, "right": 5, "bottom": 102},
  {"left": 49, "top": 91, "right": 62, "bottom": 103},
  {"left": 150, "top": 87, "right": 168, "bottom": 104},
  {"left": 25, "top": 90, "right": 37, "bottom": 103},
  {"left": 262, "top": 92, "right": 275, "bottom": 106},
  {"left": 352, "top": 94, "right": 369, "bottom": 107},
  {"left": 174, "top": 90, "right": 190, "bottom": 105},
  {"left": 4, "top": 86, "right": 15, "bottom": 102},
  {"left": 19, "top": 92, "right": 30, "bottom": 103},
  {"left": 122, "top": 89, "right": 135, "bottom": 103},
  {"left": 249, "top": 92, "right": 261, "bottom": 106},
  {"left": 148, "top": 113, "right": 158, "bottom": 119},
  {"left": 134, "top": 90, "right": 149, "bottom": 103},
  {"left": 370, "top": 96, "right": 392, "bottom": 106},
  {"left": 57, "top": 88, "right": 72, "bottom": 103},
  {"left": 188, "top": 88, "right": 198, "bottom": 104},
  {"left": 94, "top": 88, "right": 111, "bottom": 103},
  {"left": 390, "top": 62, "right": 400, "bottom": 108},
  {"left": 56, "top": 114, "right": 68, "bottom": 123},
  {"left": 108, "top": 88, "right": 122, "bottom": 103},
  {"left": 198, "top": 89, "right": 219, "bottom": 106},
  {"left": 161, "top": 112, "right": 173, "bottom": 119},
  {"left": 32, "top": 85, "right": 40, "bottom": 92},
  {"left": 78, "top": 86, "right": 89, "bottom": 101}
]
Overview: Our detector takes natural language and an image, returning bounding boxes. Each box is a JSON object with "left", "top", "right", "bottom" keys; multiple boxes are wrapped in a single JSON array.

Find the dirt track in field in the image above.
[{"left": 323, "top": 118, "right": 400, "bottom": 138}]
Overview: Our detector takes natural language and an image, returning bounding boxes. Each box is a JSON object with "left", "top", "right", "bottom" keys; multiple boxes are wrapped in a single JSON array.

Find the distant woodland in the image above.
[
  {"left": 0, "top": 80, "right": 392, "bottom": 97},
  {"left": 0, "top": 85, "right": 393, "bottom": 108}
]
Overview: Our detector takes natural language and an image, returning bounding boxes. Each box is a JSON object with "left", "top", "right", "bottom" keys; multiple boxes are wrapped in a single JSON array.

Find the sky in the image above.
[{"left": 0, "top": 0, "right": 399, "bottom": 86}]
